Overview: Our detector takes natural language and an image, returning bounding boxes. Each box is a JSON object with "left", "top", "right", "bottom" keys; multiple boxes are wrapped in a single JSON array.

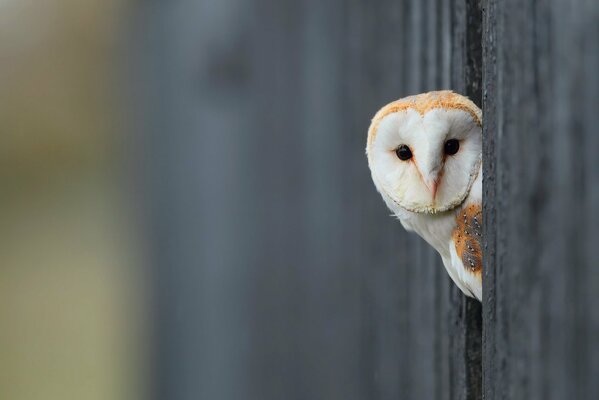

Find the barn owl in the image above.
[{"left": 366, "top": 91, "right": 482, "bottom": 300}]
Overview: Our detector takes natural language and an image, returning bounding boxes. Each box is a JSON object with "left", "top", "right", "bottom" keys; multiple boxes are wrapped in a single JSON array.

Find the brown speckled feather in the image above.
[{"left": 452, "top": 204, "right": 482, "bottom": 280}]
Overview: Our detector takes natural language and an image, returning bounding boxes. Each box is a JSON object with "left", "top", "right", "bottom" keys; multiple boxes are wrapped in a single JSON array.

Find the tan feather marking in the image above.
[
  {"left": 367, "top": 91, "right": 482, "bottom": 149},
  {"left": 452, "top": 203, "right": 482, "bottom": 280}
]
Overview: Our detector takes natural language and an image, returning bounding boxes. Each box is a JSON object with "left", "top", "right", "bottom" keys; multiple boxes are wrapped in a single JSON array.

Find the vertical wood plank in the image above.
[
  {"left": 134, "top": 1, "right": 486, "bottom": 399},
  {"left": 483, "top": 0, "right": 599, "bottom": 399}
]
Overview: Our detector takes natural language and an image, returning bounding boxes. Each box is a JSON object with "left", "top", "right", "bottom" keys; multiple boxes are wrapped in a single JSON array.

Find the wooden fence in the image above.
[
  {"left": 134, "top": 0, "right": 598, "bottom": 398},
  {"left": 482, "top": 1, "right": 599, "bottom": 399}
]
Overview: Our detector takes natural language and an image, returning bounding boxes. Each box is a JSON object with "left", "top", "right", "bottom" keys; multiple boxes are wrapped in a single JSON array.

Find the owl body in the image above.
[
  {"left": 367, "top": 91, "right": 483, "bottom": 300},
  {"left": 399, "top": 166, "right": 482, "bottom": 299}
]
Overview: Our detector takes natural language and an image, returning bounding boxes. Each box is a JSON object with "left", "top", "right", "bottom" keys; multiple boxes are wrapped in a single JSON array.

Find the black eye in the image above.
[
  {"left": 395, "top": 144, "right": 412, "bottom": 161},
  {"left": 444, "top": 139, "right": 460, "bottom": 155}
]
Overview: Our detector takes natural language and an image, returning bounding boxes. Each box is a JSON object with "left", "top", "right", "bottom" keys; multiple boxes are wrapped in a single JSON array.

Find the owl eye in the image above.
[
  {"left": 444, "top": 139, "right": 460, "bottom": 155},
  {"left": 395, "top": 144, "right": 412, "bottom": 161}
]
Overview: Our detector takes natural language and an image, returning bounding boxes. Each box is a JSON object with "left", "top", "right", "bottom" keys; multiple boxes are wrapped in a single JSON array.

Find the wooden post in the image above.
[
  {"left": 482, "top": 0, "right": 599, "bottom": 399},
  {"left": 134, "top": 1, "right": 487, "bottom": 399}
]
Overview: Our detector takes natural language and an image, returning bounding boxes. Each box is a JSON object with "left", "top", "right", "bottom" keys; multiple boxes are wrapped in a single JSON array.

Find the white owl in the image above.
[{"left": 366, "top": 91, "right": 482, "bottom": 300}]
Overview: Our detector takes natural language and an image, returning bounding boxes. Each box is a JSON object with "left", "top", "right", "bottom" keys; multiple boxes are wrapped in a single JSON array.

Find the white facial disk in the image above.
[{"left": 367, "top": 107, "right": 481, "bottom": 214}]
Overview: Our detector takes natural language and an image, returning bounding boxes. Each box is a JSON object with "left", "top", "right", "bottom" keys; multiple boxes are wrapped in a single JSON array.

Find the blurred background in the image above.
[
  {"left": 1, "top": 0, "right": 456, "bottom": 399},
  {"left": 0, "top": 1, "right": 147, "bottom": 400}
]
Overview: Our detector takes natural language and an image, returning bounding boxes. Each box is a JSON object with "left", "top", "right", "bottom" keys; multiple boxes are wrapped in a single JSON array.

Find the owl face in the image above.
[{"left": 367, "top": 91, "right": 482, "bottom": 214}]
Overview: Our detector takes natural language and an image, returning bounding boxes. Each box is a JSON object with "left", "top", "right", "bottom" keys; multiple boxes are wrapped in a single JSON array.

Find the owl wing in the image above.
[{"left": 450, "top": 203, "right": 483, "bottom": 300}]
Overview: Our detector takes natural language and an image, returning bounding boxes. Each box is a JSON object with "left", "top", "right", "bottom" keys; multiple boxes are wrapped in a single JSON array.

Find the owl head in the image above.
[{"left": 366, "top": 91, "right": 482, "bottom": 214}]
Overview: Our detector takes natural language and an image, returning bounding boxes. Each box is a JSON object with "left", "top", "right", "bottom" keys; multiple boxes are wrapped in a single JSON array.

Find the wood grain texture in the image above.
[
  {"left": 483, "top": 0, "right": 599, "bottom": 399},
  {"left": 135, "top": 0, "right": 483, "bottom": 399}
]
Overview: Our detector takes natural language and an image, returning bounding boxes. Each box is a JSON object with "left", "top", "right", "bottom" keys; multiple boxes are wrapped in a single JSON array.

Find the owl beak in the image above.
[
  {"left": 424, "top": 176, "right": 440, "bottom": 199},
  {"left": 414, "top": 151, "right": 443, "bottom": 200}
]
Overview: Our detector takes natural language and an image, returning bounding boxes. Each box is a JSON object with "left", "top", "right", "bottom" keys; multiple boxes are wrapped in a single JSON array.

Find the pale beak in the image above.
[
  {"left": 424, "top": 176, "right": 440, "bottom": 199},
  {"left": 414, "top": 147, "right": 443, "bottom": 200}
]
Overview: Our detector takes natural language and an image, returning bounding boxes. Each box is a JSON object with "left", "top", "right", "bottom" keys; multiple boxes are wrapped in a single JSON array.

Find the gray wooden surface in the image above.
[
  {"left": 482, "top": 0, "right": 599, "bottom": 399},
  {"left": 134, "top": 1, "right": 485, "bottom": 399}
]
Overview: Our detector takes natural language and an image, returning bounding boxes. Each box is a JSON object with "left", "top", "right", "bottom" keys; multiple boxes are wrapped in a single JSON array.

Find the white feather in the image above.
[{"left": 367, "top": 93, "right": 483, "bottom": 300}]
